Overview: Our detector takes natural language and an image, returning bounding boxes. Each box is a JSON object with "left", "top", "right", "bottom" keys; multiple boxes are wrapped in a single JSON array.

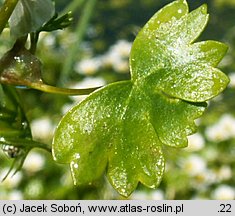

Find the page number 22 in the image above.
[{"left": 219, "top": 204, "right": 232, "bottom": 213}]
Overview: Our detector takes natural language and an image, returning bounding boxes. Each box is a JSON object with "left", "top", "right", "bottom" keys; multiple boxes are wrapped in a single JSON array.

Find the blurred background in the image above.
[{"left": 0, "top": 0, "right": 235, "bottom": 199}]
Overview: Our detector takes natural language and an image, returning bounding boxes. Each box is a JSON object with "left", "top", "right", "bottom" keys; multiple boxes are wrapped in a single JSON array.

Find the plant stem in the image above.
[
  {"left": 30, "top": 82, "right": 100, "bottom": 95},
  {"left": 60, "top": 0, "right": 97, "bottom": 84},
  {"left": 0, "top": 0, "right": 19, "bottom": 34},
  {"left": 61, "top": 0, "right": 86, "bottom": 15},
  {"left": 0, "top": 137, "right": 51, "bottom": 152},
  {"left": 30, "top": 32, "right": 39, "bottom": 54}
]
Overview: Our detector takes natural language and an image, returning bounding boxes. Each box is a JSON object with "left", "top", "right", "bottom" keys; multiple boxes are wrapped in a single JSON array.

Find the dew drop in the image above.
[
  {"left": 2, "top": 145, "right": 20, "bottom": 158},
  {"left": 178, "top": 8, "right": 183, "bottom": 14},
  {"left": 75, "top": 153, "right": 80, "bottom": 159},
  {"left": 21, "top": 121, "right": 28, "bottom": 129},
  {"left": 14, "top": 56, "right": 21, "bottom": 62},
  {"left": 121, "top": 188, "right": 127, "bottom": 194}
]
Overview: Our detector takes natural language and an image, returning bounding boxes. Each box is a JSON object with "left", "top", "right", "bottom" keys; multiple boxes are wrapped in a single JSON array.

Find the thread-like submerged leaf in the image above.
[{"left": 52, "top": 0, "right": 229, "bottom": 197}]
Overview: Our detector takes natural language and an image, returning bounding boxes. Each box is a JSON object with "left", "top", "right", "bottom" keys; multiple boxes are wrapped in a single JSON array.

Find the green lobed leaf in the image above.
[
  {"left": 9, "top": 0, "right": 55, "bottom": 38},
  {"left": 52, "top": 0, "right": 229, "bottom": 197}
]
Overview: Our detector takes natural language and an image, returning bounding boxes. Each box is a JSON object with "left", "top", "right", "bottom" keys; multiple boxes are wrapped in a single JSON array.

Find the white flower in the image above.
[
  {"left": 191, "top": 169, "right": 217, "bottom": 189},
  {"left": 23, "top": 151, "right": 45, "bottom": 173},
  {"left": 228, "top": 72, "right": 235, "bottom": 88},
  {"left": 217, "top": 166, "right": 232, "bottom": 181},
  {"left": 112, "top": 59, "right": 129, "bottom": 73},
  {"left": 40, "top": 32, "right": 56, "bottom": 47},
  {"left": 102, "top": 50, "right": 120, "bottom": 67},
  {"left": 205, "top": 114, "right": 235, "bottom": 142},
  {"left": 0, "top": 169, "right": 22, "bottom": 188},
  {"left": 71, "top": 77, "right": 106, "bottom": 89},
  {"left": 102, "top": 40, "right": 132, "bottom": 73},
  {"left": 110, "top": 40, "right": 132, "bottom": 58},
  {"left": 203, "top": 147, "right": 218, "bottom": 161},
  {"left": 131, "top": 191, "right": 149, "bottom": 200},
  {"left": 69, "top": 77, "right": 106, "bottom": 103},
  {"left": 181, "top": 155, "right": 207, "bottom": 176},
  {"left": 8, "top": 190, "right": 23, "bottom": 200},
  {"left": 212, "top": 185, "right": 235, "bottom": 200},
  {"left": 150, "top": 190, "right": 165, "bottom": 200},
  {"left": 102, "top": 50, "right": 129, "bottom": 73},
  {"left": 131, "top": 190, "right": 165, "bottom": 200},
  {"left": 205, "top": 124, "right": 223, "bottom": 142},
  {"left": 186, "top": 133, "right": 205, "bottom": 151},
  {"left": 25, "top": 179, "right": 43, "bottom": 198},
  {"left": 75, "top": 58, "right": 101, "bottom": 75},
  {"left": 31, "top": 117, "right": 55, "bottom": 140}
]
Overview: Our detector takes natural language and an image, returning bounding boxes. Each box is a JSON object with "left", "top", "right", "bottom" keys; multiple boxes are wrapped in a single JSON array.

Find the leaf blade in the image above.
[
  {"left": 130, "top": 0, "right": 189, "bottom": 80},
  {"left": 9, "top": 0, "right": 55, "bottom": 38},
  {"left": 155, "top": 65, "right": 229, "bottom": 102},
  {"left": 52, "top": 0, "right": 229, "bottom": 196},
  {"left": 190, "top": 41, "right": 228, "bottom": 67}
]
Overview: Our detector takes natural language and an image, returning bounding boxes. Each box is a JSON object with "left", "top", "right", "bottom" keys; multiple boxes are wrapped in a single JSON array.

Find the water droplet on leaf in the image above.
[
  {"left": 2, "top": 145, "right": 21, "bottom": 158},
  {"left": 178, "top": 8, "right": 183, "bottom": 14}
]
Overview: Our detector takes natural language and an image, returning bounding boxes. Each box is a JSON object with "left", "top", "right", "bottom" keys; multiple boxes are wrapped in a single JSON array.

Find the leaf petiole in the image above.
[{"left": 29, "top": 82, "right": 101, "bottom": 95}]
